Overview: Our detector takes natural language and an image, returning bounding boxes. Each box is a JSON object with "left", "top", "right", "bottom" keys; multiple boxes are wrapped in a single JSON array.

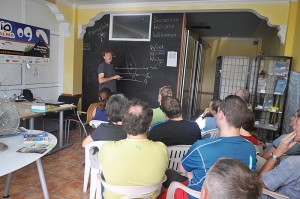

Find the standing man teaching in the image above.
[{"left": 98, "top": 49, "right": 122, "bottom": 93}]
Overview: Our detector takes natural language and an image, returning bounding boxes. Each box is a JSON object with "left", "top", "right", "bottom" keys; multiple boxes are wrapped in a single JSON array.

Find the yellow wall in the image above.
[
  {"left": 261, "top": 28, "right": 282, "bottom": 56},
  {"left": 56, "top": 2, "right": 82, "bottom": 95},
  {"left": 55, "top": 1, "right": 297, "bottom": 96},
  {"left": 199, "top": 38, "right": 261, "bottom": 109},
  {"left": 292, "top": 2, "right": 300, "bottom": 72}
]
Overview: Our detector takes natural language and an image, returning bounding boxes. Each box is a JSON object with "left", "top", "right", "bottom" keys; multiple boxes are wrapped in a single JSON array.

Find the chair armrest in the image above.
[
  {"left": 77, "top": 110, "right": 87, "bottom": 115},
  {"left": 262, "top": 188, "right": 290, "bottom": 199},
  {"left": 166, "top": 182, "right": 200, "bottom": 199}
]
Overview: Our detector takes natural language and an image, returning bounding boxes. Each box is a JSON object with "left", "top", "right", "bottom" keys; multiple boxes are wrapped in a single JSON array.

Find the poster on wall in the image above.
[{"left": 0, "top": 18, "right": 50, "bottom": 63}]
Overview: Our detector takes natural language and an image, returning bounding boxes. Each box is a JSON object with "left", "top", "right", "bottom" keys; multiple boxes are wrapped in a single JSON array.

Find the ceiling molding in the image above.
[
  {"left": 277, "top": 25, "right": 287, "bottom": 44},
  {"left": 58, "top": 0, "right": 294, "bottom": 9},
  {"left": 46, "top": 1, "right": 71, "bottom": 38}
]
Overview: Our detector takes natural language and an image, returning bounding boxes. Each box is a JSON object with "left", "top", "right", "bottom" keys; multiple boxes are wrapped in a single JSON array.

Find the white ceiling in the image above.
[{"left": 60, "top": 0, "right": 277, "bottom": 39}]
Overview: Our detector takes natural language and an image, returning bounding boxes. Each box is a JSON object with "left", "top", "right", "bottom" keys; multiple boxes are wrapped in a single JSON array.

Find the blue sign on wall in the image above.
[{"left": 0, "top": 18, "right": 50, "bottom": 58}]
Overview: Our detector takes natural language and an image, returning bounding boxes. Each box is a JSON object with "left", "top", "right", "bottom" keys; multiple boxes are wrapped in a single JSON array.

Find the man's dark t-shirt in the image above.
[
  {"left": 148, "top": 120, "right": 201, "bottom": 146},
  {"left": 98, "top": 61, "right": 116, "bottom": 93},
  {"left": 90, "top": 122, "right": 126, "bottom": 141}
]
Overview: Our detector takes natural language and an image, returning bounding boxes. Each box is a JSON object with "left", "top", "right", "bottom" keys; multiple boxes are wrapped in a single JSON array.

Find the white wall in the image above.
[{"left": 0, "top": 0, "right": 63, "bottom": 101}]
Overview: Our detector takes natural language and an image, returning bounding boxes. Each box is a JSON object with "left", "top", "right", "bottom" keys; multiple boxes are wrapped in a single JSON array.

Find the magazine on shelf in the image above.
[
  {"left": 274, "top": 61, "right": 288, "bottom": 75},
  {"left": 257, "top": 77, "right": 266, "bottom": 93},
  {"left": 274, "top": 77, "right": 287, "bottom": 95}
]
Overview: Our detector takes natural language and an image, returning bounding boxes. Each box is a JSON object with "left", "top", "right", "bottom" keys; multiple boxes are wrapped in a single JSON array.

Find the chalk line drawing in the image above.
[
  {"left": 116, "top": 54, "right": 151, "bottom": 84},
  {"left": 97, "top": 31, "right": 105, "bottom": 42}
]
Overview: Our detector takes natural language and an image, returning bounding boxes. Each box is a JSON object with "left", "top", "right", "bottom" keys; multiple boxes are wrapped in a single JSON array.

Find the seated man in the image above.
[
  {"left": 259, "top": 130, "right": 300, "bottom": 198},
  {"left": 99, "top": 99, "right": 169, "bottom": 199},
  {"left": 195, "top": 99, "right": 222, "bottom": 134},
  {"left": 152, "top": 86, "right": 173, "bottom": 125},
  {"left": 202, "top": 158, "right": 262, "bottom": 199},
  {"left": 235, "top": 88, "right": 252, "bottom": 110},
  {"left": 158, "top": 95, "right": 256, "bottom": 199},
  {"left": 82, "top": 94, "right": 128, "bottom": 147},
  {"left": 148, "top": 96, "right": 201, "bottom": 146},
  {"left": 262, "top": 109, "right": 300, "bottom": 159}
]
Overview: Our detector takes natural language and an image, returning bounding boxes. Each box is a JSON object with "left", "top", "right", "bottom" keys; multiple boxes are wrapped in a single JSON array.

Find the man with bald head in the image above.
[{"left": 99, "top": 99, "right": 168, "bottom": 199}]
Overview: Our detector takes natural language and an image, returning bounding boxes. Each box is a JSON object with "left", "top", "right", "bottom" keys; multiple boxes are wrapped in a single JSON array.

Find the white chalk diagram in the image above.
[{"left": 116, "top": 55, "right": 152, "bottom": 84}]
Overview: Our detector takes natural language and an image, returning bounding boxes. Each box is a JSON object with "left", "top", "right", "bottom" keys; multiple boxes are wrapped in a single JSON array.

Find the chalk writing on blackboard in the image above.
[
  {"left": 152, "top": 16, "right": 178, "bottom": 38},
  {"left": 83, "top": 42, "right": 91, "bottom": 51},
  {"left": 87, "top": 23, "right": 109, "bottom": 42},
  {"left": 149, "top": 43, "right": 165, "bottom": 69},
  {"left": 116, "top": 55, "right": 152, "bottom": 84}
]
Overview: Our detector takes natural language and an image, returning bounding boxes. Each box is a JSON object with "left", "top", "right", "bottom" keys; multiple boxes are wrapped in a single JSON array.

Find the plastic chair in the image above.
[
  {"left": 262, "top": 188, "right": 290, "bottom": 199},
  {"left": 83, "top": 141, "right": 106, "bottom": 199},
  {"left": 254, "top": 145, "right": 263, "bottom": 156},
  {"left": 96, "top": 173, "right": 167, "bottom": 199},
  {"left": 201, "top": 128, "right": 220, "bottom": 139},
  {"left": 66, "top": 102, "right": 101, "bottom": 142},
  {"left": 256, "top": 155, "right": 267, "bottom": 173},
  {"left": 42, "top": 94, "right": 81, "bottom": 139},
  {"left": 166, "top": 181, "right": 200, "bottom": 199},
  {"left": 89, "top": 120, "right": 108, "bottom": 128},
  {"left": 167, "top": 145, "right": 191, "bottom": 172}
]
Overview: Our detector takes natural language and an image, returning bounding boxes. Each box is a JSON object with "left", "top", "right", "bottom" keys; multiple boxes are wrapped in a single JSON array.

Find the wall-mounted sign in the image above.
[{"left": 0, "top": 18, "right": 50, "bottom": 59}]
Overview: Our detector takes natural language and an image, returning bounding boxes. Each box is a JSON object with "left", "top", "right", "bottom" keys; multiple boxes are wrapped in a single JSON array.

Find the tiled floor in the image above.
[{"left": 0, "top": 127, "right": 91, "bottom": 199}]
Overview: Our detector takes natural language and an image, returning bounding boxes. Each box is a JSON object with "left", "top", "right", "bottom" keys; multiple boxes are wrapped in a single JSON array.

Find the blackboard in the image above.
[{"left": 82, "top": 13, "right": 183, "bottom": 110}]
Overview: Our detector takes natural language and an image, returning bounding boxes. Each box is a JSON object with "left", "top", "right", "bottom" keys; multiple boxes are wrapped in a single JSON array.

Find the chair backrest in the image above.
[
  {"left": 166, "top": 181, "right": 200, "bottom": 199},
  {"left": 97, "top": 173, "right": 166, "bottom": 199},
  {"left": 201, "top": 128, "right": 220, "bottom": 139},
  {"left": 85, "top": 102, "right": 102, "bottom": 125},
  {"left": 167, "top": 145, "right": 191, "bottom": 172},
  {"left": 256, "top": 155, "right": 267, "bottom": 172},
  {"left": 262, "top": 188, "right": 290, "bottom": 199},
  {"left": 85, "top": 141, "right": 106, "bottom": 199},
  {"left": 58, "top": 94, "right": 81, "bottom": 117},
  {"left": 254, "top": 145, "right": 263, "bottom": 156}
]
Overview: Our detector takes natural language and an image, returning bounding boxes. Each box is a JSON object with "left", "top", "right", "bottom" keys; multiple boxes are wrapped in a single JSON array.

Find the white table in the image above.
[
  {"left": 0, "top": 131, "right": 57, "bottom": 199},
  {"left": 14, "top": 101, "right": 75, "bottom": 150}
]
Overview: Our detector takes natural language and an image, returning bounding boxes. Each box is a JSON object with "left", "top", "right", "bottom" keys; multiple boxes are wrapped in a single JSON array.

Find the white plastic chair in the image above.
[
  {"left": 262, "top": 188, "right": 290, "bottom": 199},
  {"left": 201, "top": 128, "right": 220, "bottom": 139},
  {"left": 89, "top": 120, "right": 108, "bottom": 128},
  {"left": 83, "top": 141, "right": 106, "bottom": 199},
  {"left": 96, "top": 174, "right": 167, "bottom": 199},
  {"left": 256, "top": 155, "right": 267, "bottom": 173},
  {"left": 167, "top": 145, "right": 191, "bottom": 172},
  {"left": 254, "top": 145, "right": 263, "bottom": 156},
  {"left": 166, "top": 181, "right": 200, "bottom": 199}
]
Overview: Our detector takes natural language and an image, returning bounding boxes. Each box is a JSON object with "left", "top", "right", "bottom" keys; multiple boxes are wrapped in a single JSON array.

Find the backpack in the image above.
[{"left": 22, "top": 89, "right": 34, "bottom": 101}]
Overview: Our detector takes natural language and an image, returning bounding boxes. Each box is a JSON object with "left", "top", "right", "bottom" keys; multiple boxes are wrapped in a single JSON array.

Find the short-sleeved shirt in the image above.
[
  {"left": 99, "top": 139, "right": 168, "bottom": 199},
  {"left": 241, "top": 135, "right": 258, "bottom": 145},
  {"left": 90, "top": 122, "right": 126, "bottom": 141},
  {"left": 151, "top": 107, "right": 167, "bottom": 125},
  {"left": 148, "top": 120, "right": 201, "bottom": 146},
  {"left": 92, "top": 107, "right": 108, "bottom": 122},
  {"left": 181, "top": 136, "right": 256, "bottom": 198},
  {"left": 272, "top": 134, "right": 300, "bottom": 155},
  {"left": 98, "top": 61, "right": 116, "bottom": 93},
  {"left": 262, "top": 156, "right": 300, "bottom": 199},
  {"left": 195, "top": 116, "right": 217, "bottom": 133}
]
